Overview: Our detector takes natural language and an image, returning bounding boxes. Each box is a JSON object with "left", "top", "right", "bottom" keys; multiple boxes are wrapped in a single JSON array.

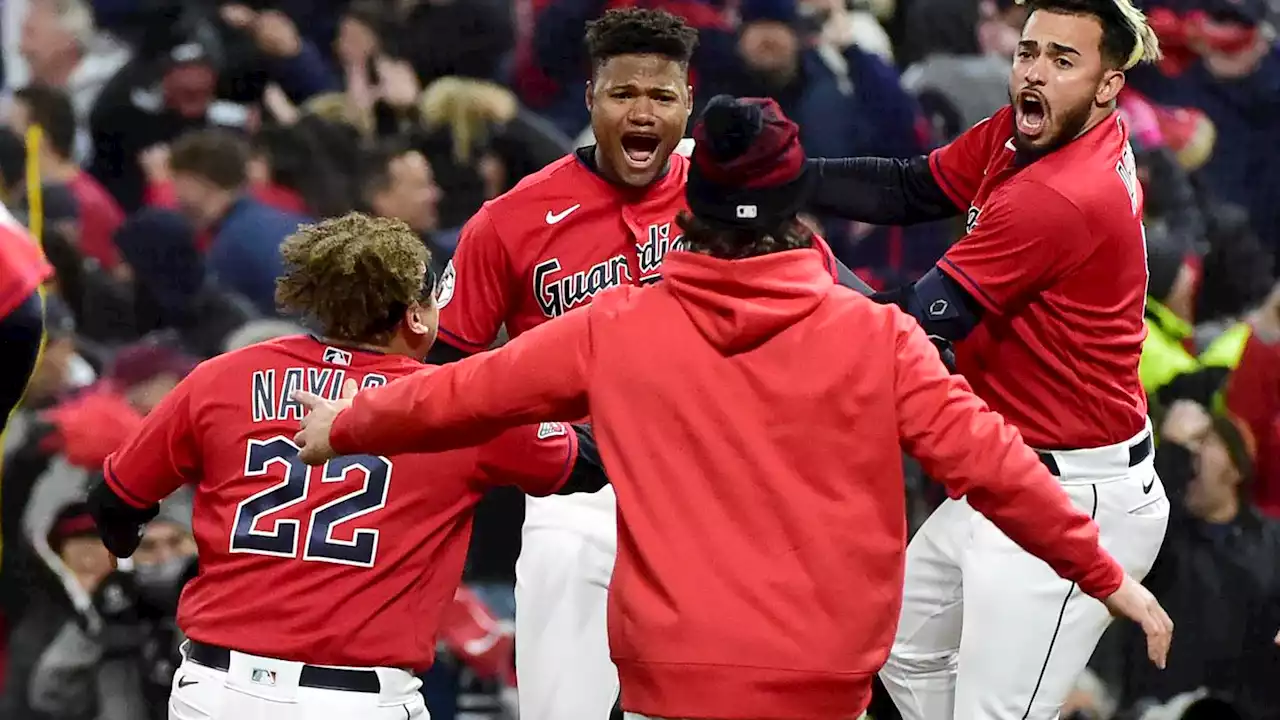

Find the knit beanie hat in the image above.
[{"left": 686, "top": 94, "right": 814, "bottom": 232}]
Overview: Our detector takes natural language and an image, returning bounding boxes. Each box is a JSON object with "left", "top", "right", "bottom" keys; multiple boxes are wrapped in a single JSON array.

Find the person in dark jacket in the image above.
[
  {"left": 1093, "top": 400, "right": 1280, "bottom": 720},
  {"left": 113, "top": 208, "right": 257, "bottom": 358},
  {"left": 167, "top": 128, "right": 311, "bottom": 316}
]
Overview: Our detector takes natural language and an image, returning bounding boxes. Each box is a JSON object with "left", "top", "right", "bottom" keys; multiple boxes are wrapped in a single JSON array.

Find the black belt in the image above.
[
  {"left": 185, "top": 641, "right": 382, "bottom": 694},
  {"left": 1037, "top": 433, "right": 1152, "bottom": 477}
]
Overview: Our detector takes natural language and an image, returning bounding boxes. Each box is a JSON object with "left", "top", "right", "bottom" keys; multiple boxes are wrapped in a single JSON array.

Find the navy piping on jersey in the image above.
[
  {"left": 1021, "top": 484, "right": 1099, "bottom": 719},
  {"left": 939, "top": 257, "right": 999, "bottom": 311},
  {"left": 927, "top": 152, "right": 966, "bottom": 209},
  {"left": 104, "top": 458, "right": 150, "bottom": 508}
]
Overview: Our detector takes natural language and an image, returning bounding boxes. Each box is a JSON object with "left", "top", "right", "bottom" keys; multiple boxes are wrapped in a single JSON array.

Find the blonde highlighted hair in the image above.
[{"left": 1019, "top": 0, "right": 1162, "bottom": 69}]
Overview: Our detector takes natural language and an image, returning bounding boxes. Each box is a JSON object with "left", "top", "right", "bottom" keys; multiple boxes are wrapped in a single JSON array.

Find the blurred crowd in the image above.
[{"left": 0, "top": 0, "right": 1276, "bottom": 719}]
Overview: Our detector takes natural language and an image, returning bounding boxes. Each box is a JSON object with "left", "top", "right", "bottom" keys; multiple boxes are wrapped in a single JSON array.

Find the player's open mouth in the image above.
[
  {"left": 621, "top": 133, "right": 662, "bottom": 168},
  {"left": 1016, "top": 91, "right": 1047, "bottom": 137}
]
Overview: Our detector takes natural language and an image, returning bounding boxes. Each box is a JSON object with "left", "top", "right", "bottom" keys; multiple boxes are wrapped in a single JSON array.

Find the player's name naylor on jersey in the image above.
[{"left": 251, "top": 367, "right": 388, "bottom": 423}]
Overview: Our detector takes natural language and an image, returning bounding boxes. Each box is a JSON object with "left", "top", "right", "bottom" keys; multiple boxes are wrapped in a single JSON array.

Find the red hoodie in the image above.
[{"left": 330, "top": 246, "right": 1125, "bottom": 720}]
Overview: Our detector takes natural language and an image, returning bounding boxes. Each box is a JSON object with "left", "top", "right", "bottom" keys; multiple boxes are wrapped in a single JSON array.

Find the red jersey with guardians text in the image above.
[
  {"left": 437, "top": 151, "right": 692, "bottom": 351},
  {"left": 0, "top": 203, "right": 51, "bottom": 319},
  {"left": 929, "top": 106, "right": 1148, "bottom": 448},
  {"left": 103, "top": 335, "right": 576, "bottom": 671},
  {"left": 437, "top": 150, "right": 845, "bottom": 352}
]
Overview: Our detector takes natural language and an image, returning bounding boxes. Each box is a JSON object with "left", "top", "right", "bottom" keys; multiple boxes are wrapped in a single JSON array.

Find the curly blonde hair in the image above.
[{"left": 276, "top": 212, "right": 429, "bottom": 343}]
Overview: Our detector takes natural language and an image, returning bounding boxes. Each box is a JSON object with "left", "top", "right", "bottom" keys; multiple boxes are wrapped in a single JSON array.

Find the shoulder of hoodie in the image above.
[
  {"left": 575, "top": 263, "right": 908, "bottom": 337},
  {"left": 820, "top": 282, "right": 918, "bottom": 348}
]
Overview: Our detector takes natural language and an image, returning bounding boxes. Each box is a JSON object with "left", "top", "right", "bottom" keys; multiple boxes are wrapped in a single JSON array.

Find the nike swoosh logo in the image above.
[
  {"left": 1142, "top": 477, "right": 1155, "bottom": 494},
  {"left": 545, "top": 204, "right": 581, "bottom": 225},
  {"left": 177, "top": 677, "right": 198, "bottom": 689}
]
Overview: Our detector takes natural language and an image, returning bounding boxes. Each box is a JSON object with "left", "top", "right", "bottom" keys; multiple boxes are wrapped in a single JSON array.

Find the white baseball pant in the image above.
[
  {"left": 880, "top": 422, "right": 1169, "bottom": 720},
  {"left": 622, "top": 707, "right": 870, "bottom": 712},
  {"left": 515, "top": 490, "right": 619, "bottom": 720},
  {"left": 168, "top": 643, "right": 426, "bottom": 720}
]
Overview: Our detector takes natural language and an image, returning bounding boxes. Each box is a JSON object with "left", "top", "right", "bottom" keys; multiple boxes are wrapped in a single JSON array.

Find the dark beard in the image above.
[
  {"left": 1009, "top": 95, "right": 1095, "bottom": 156},
  {"left": 744, "top": 65, "right": 798, "bottom": 96}
]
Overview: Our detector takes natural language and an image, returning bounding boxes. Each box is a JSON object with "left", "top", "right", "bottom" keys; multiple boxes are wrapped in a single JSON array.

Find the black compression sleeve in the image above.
[
  {"left": 807, "top": 156, "right": 959, "bottom": 225},
  {"left": 86, "top": 478, "right": 159, "bottom": 558},
  {"left": 425, "top": 339, "right": 473, "bottom": 365},
  {"left": 557, "top": 424, "right": 609, "bottom": 495}
]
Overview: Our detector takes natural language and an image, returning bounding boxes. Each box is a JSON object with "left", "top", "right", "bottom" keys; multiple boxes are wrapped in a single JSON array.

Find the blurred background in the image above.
[{"left": 0, "top": 0, "right": 1277, "bottom": 718}]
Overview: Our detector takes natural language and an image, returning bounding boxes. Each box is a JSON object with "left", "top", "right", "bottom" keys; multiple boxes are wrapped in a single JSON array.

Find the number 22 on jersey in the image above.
[{"left": 230, "top": 436, "right": 393, "bottom": 568}]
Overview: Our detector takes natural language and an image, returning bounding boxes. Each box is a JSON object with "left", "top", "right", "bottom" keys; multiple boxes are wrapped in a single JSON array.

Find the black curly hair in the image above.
[{"left": 584, "top": 8, "right": 699, "bottom": 75}]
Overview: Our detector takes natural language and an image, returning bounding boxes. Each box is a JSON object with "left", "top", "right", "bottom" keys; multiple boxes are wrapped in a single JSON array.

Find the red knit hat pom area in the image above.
[
  {"left": 687, "top": 94, "right": 814, "bottom": 230},
  {"left": 691, "top": 95, "right": 806, "bottom": 188}
]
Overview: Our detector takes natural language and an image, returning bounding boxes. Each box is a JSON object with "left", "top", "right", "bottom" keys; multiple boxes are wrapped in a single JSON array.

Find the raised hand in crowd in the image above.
[
  {"left": 252, "top": 10, "right": 305, "bottom": 58},
  {"left": 262, "top": 83, "right": 300, "bottom": 126},
  {"left": 376, "top": 57, "right": 422, "bottom": 110}
]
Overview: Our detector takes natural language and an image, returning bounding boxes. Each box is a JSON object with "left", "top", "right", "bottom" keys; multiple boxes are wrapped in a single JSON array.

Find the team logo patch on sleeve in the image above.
[
  {"left": 536, "top": 422, "right": 568, "bottom": 439},
  {"left": 436, "top": 260, "right": 456, "bottom": 308}
]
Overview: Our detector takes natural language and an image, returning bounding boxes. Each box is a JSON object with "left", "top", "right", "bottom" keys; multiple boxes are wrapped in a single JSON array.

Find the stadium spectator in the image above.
[
  {"left": 11, "top": 0, "right": 131, "bottom": 162},
  {"left": 1092, "top": 399, "right": 1280, "bottom": 719},
  {"left": 112, "top": 209, "right": 258, "bottom": 358},
  {"left": 167, "top": 128, "right": 309, "bottom": 316},
  {"left": 358, "top": 141, "right": 448, "bottom": 265},
  {"left": 9, "top": 84, "right": 126, "bottom": 270}
]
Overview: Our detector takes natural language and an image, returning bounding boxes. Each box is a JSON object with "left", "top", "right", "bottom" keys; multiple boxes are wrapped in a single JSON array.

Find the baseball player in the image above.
[
  {"left": 84, "top": 213, "right": 606, "bottom": 720},
  {"left": 0, "top": 200, "right": 51, "bottom": 569},
  {"left": 428, "top": 9, "right": 866, "bottom": 719},
  {"left": 290, "top": 95, "right": 1172, "bottom": 720},
  {"left": 0, "top": 201, "right": 50, "bottom": 423},
  {"left": 804, "top": 0, "right": 1170, "bottom": 717}
]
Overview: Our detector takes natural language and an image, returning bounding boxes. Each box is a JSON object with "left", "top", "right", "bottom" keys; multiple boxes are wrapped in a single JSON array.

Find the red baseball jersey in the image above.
[
  {"left": 929, "top": 107, "right": 1149, "bottom": 449},
  {"left": 103, "top": 335, "right": 577, "bottom": 671},
  {"left": 437, "top": 150, "right": 844, "bottom": 351},
  {"left": 0, "top": 204, "right": 52, "bottom": 319},
  {"left": 437, "top": 152, "right": 691, "bottom": 351}
]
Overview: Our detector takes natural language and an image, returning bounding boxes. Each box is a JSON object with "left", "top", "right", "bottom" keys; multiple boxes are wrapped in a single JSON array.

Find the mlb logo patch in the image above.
[
  {"left": 536, "top": 422, "right": 567, "bottom": 439},
  {"left": 323, "top": 347, "right": 352, "bottom": 366},
  {"left": 250, "top": 668, "right": 277, "bottom": 687}
]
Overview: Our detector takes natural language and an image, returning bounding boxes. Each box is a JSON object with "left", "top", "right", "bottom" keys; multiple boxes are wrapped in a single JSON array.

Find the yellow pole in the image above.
[{"left": 25, "top": 125, "right": 43, "bottom": 246}]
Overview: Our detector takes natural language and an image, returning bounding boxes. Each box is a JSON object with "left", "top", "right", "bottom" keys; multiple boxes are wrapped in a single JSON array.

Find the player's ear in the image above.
[
  {"left": 585, "top": 80, "right": 595, "bottom": 112},
  {"left": 405, "top": 302, "right": 433, "bottom": 337},
  {"left": 1095, "top": 69, "right": 1124, "bottom": 106}
]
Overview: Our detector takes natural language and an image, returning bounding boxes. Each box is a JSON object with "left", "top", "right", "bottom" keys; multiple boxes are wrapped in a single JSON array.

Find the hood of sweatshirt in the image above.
[{"left": 661, "top": 247, "right": 834, "bottom": 354}]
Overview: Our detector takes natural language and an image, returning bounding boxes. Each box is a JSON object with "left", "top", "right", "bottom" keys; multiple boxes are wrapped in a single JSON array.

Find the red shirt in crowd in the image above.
[
  {"left": 930, "top": 106, "right": 1149, "bottom": 449},
  {"left": 0, "top": 203, "right": 52, "bottom": 319},
  {"left": 329, "top": 247, "right": 1124, "bottom": 720},
  {"left": 103, "top": 335, "right": 577, "bottom": 671},
  {"left": 68, "top": 171, "right": 125, "bottom": 270},
  {"left": 1224, "top": 333, "right": 1280, "bottom": 516}
]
